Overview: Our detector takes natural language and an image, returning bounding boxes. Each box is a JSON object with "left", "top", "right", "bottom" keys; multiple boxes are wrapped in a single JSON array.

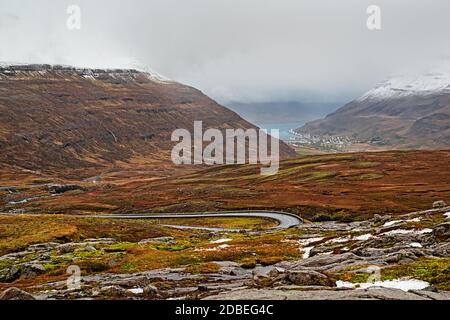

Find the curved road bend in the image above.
[{"left": 91, "top": 211, "right": 302, "bottom": 232}]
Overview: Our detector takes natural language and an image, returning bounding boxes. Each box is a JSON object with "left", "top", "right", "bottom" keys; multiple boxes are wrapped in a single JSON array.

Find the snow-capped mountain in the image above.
[
  {"left": 357, "top": 72, "right": 450, "bottom": 102},
  {"left": 297, "top": 70, "right": 450, "bottom": 149}
]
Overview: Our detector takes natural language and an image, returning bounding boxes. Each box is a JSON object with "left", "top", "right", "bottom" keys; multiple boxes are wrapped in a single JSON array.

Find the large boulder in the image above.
[
  {"left": 252, "top": 267, "right": 286, "bottom": 287},
  {"left": 0, "top": 266, "right": 21, "bottom": 283},
  {"left": 99, "top": 285, "right": 131, "bottom": 298},
  {"left": 287, "top": 270, "right": 335, "bottom": 287},
  {"left": 143, "top": 285, "right": 159, "bottom": 296},
  {"left": 433, "top": 222, "right": 450, "bottom": 240},
  {"left": 0, "top": 287, "right": 35, "bottom": 300},
  {"left": 433, "top": 242, "right": 450, "bottom": 257},
  {"left": 48, "top": 184, "right": 84, "bottom": 194},
  {"left": 289, "top": 252, "right": 363, "bottom": 269},
  {"left": 138, "top": 237, "right": 175, "bottom": 244},
  {"left": 433, "top": 200, "right": 448, "bottom": 209},
  {"left": 203, "top": 287, "right": 449, "bottom": 300},
  {"left": 20, "top": 263, "right": 46, "bottom": 279},
  {"left": 27, "top": 242, "right": 60, "bottom": 251},
  {"left": 56, "top": 243, "right": 80, "bottom": 254}
]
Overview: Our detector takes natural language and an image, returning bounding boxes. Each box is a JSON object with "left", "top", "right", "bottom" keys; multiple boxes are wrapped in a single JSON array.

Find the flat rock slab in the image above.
[{"left": 204, "top": 287, "right": 450, "bottom": 300}]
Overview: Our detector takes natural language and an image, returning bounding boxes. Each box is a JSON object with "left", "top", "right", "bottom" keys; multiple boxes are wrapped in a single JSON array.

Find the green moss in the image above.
[
  {"left": 352, "top": 161, "right": 380, "bottom": 169},
  {"left": 72, "top": 249, "right": 105, "bottom": 259},
  {"left": 0, "top": 259, "right": 15, "bottom": 270},
  {"left": 42, "top": 263, "right": 61, "bottom": 273},
  {"left": 382, "top": 258, "right": 450, "bottom": 290},
  {"left": 337, "top": 258, "right": 450, "bottom": 290},
  {"left": 258, "top": 256, "right": 283, "bottom": 266},
  {"left": 258, "top": 163, "right": 322, "bottom": 182},
  {"left": 350, "top": 273, "right": 371, "bottom": 283},
  {"left": 184, "top": 262, "right": 220, "bottom": 274},
  {"left": 156, "top": 244, "right": 187, "bottom": 251},
  {"left": 240, "top": 258, "right": 257, "bottom": 269},
  {"left": 121, "top": 262, "right": 136, "bottom": 271},
  {"left": 358, "top": 173, "right": 384, "bottom": 180},
  {"left": 104, "top": 242, "right": 135, "bottom": 252},
  {"left": 300, "top": 171, "right": 339, "bottom": 182}
]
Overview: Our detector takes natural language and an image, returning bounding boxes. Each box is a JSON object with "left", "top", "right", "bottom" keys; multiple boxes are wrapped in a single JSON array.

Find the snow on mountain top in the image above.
[
  {"left": 0, "top": 61, "right": 172, "bottom": 83},
  {"left": 357, "top": 71, "right": 450, "bottom": 102}
]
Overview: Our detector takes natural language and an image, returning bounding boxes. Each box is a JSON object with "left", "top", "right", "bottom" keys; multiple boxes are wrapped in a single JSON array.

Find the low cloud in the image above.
[{"left": 1, "top": 0, "right": 449, "bottom": 103}]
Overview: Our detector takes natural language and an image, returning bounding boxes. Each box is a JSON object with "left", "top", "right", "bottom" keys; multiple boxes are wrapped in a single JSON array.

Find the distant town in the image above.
[{"left": 287, "top": 130, "right": 356, "bottom": 152}]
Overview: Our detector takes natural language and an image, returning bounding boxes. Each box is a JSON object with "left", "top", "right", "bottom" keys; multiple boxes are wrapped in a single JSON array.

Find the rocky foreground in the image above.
[{"left": 0, "top": 204, "right": 449, "bottom": 300}]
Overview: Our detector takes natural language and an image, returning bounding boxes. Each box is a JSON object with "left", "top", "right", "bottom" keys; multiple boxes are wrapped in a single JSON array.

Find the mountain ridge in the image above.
[
  {"left": 0, "top": 64, "right": 295, "bottom": 177},
  {"left": 297, "top": 72, "right": 450, "bottom": 149}
]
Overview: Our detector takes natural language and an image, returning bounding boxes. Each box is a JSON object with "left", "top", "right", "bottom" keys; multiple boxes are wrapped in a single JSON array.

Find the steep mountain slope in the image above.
[
  {"left": 0, "top": 64, "right": 295, "bottom": 176},
  {"left": 297, "top": 72, "right": 450, "bottom": 149}
]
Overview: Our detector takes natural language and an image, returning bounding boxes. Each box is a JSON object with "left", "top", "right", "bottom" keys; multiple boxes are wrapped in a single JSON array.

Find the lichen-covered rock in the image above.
[
  {"left": 99, "top": 285, "right": 130, "bottom": 298},
  {"left": 433, "top": 242, "right": 450, "bottom": 257},
  {"left": 56, "top": 243, "right": 80, "bottom": 254},
  {"left": 433, "top": 200, "right": 448, "bottom": 208},
  {"left": 143, "top": 285, "right": 158, "bottom": 295},
  {"left": 21, "top": 263, "right": 46, "bottom": 279},
  {"left": 203, "top": 287, "right": 450, "bottom": 300},
  {"left": 252, "top": 267, "right": 286, "bottom": 287},
  {"left": 0, "top": 287, "right": 35, "bottom": 300},
  {"left": 138, "top": 237, "right": 175, "bottom": 244},
  {"left": 287, "top": 270, "right": 335, "bottom": 287},
  {"left": 27, "top": 242, "right": 60, "bottom": 251},
  {"left": 48, "top": 184, "right": 84, "bottom": 194},
  {"left": 0, "top": 266, "right": 21, "bottom": 283},
  {"left": 433, "top": 222, "right": 450, "bottom": 240}
]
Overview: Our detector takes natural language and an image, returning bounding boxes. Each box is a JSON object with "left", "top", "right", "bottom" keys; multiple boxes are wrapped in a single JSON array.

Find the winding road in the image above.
[{"left": 92, "top": 211, "right": 302, "bottom": 232}]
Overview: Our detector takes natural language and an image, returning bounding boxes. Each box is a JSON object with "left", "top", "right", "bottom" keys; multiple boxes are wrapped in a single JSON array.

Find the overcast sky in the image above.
[{"left": 1, "top": 0, "right": 449, "bottom": 103}]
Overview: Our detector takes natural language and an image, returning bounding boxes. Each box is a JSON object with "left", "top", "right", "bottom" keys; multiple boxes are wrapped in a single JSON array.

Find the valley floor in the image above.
[
  {"left": 0, "top": 206, "right": 449, "bottom": 300},
  {"left": 0, "top": 150, "right": 449, "bottom": 300}
]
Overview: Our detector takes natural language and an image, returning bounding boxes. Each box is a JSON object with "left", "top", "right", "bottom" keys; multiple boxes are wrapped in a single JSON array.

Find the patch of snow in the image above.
[
  {"left": 127, "top": 288, "right": 143, "bottom": 294},
  {"left": 408, "top": 242, "right": 423, "bottom": 248},
  {"left": 383, "top": 218, "right": 420, "bottom": 227},
  {"left": 336, "top": 280, "right": 355, "bottom": 289},
  {"left": 336, "top": 279, "right": 430, "bottom": 292},
  {"left": 353, "top": 234, "right": 374, "bottom": 241},
  {"left": 327, "top": 236, "right": 352, "bottom": 244},
  {"left": 8, "top": 199, "right": 28, "bottom": 205},
  {"left": 302, "top": 246, "right": 314, "bottom": 259},
  {"left": 121, "top": 59, "right": 172, "bottom": 83},
  {"left": 211, "top": 238, "right": 232, "bottom": 244},
  {"left": 297, "top": 237, "right": 324, "bottom": 246},
  {"left": 0, "top": 60, "right": 172, "bottom": 83},
  {"left": 381, "top": 228, "right": 432, "bottom": 236},
  {"left": 383, "top": 220, "right": 402, "bottom": 227},
  {"left": 317, "top": 251, "right": 333, "bottom": 256},
  {"left": 357, "top": 70, "right": 450, "bottom": 102},
  {"left": 444, "top": 212, "right": 450, "bottom": 219}
]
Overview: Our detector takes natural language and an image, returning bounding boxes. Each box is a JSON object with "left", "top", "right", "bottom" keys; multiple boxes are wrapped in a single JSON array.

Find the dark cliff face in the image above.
[{"left": 0, "top": 65, "right": 295, "bottom": 174}]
